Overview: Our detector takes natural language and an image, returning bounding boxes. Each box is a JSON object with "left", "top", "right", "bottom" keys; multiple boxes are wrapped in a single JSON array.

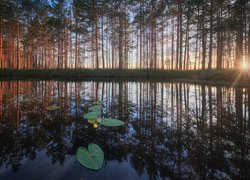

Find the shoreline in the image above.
[{"left": 0, "top": 69, "right": 249, "bottom": 86}]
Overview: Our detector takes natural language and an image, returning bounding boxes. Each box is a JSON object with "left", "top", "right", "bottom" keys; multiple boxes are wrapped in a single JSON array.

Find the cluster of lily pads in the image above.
[
  {"left": 83, "top": 101, "right": 125, "bottom": 128},
  {"left": 76, "top": 101, "right": 125, "bottom": 170}
]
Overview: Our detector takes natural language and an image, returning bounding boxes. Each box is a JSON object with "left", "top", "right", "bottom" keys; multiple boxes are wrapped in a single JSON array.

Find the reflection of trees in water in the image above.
[{"left": 0, "top": 81, "right": 249, "bottom": 179}]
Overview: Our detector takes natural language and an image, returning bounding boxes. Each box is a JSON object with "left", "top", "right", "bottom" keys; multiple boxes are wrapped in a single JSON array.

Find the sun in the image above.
[{"left": 242, "top": 61, "right": 248, "bottom": 70}]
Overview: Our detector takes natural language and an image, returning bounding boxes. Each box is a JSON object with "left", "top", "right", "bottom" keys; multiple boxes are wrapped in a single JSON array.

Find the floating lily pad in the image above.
[
  {"left": 99, "top": 118, "right": 125, "bottom": 127},
  {"left": 76, "top": 143, "right": 104, "bottom": 170},
  {"left": 84, "top": 111, "right": 101, "bottom": 120},
  {"left": 46, "top": 105, "right": 60, "bottom": 111},
  {"left": 88, "top": 119, "right": 98, "bottom": 124},
  {"left": 89, "top": 105, "right": 102, "bottom": 111}
]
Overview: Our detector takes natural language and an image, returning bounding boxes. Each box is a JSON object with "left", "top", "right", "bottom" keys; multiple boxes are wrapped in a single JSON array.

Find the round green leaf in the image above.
[
  {"left": 76, "top": 143, "right": 104, "bottom": 170},
  {"left": 89, "top": 105, "right": 102, "bottom": 111},
  {"left": 84, "top": 111, "right": 101, "bottom": 120},
  {"left": 88, "top": 119, "right": 97, "bottom": 123},
  {"left": 99, "top": 118, "right": 125, "bottom": 127}
]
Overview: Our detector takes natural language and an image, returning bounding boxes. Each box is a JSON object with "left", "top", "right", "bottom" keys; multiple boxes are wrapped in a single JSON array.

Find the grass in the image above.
[{"left": 0, "top": 68, "right": 249, "bottom": 86}]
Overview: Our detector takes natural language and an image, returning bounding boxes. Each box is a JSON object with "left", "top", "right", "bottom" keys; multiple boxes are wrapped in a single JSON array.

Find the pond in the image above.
[{"left": 0, "top": 81, "right": 249, "bottom": 179}]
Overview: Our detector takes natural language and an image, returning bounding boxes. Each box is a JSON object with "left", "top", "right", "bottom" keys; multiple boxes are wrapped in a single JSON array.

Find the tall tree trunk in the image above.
[
  {"left": 217, "top": 4, "right": 222, "bottom": 69},
  {"left": 235, "top": 0, "right": 244, "bottom": 68},
  {"left": 95, "top": 16, "right": 99, "bottom": 69},
  {"left": 64, "top": 28, "right": 68, "bottom": 69},
  {"left": 248, "top": 16, "right": 250, "bottom": 65},
  {"left": 106, "top": 17, "right": 109, "bottom": 68},
  {"left": 194, "top": 36, "right": 198, "bottom": 70},
  {"left": 119, "top": 11, "right": 123, "bottom": 69},
  {"left": 124, "top": 15, "right": 128, "bottom": 69},
  {"left": 160, "top": 0, "right": 164, "bottom": 69},
  {"left": 58, "top": 36, "right": 60, "bottom": 69},
  {"left": 179, "top": 2, "right": 183, "bottom": 70},
  {"left": 171, "top": 17, "right": 174, "bottom": 70},
  {"left": 70, "top": 30, "right": 72, "bottom": 68},
  {"left": 176, "top": 10, "right": 180, "bottom": 69},
  {"left": 140, "top": 9, "right": 142, "bottom": 69},
  {"left": 111, "top": 17, "right": 115, "bottom": 69},
  {"left": 154, "top": 17, "right": 157, "bottom": 69},
  {"left": 201, "top": 0, "right": 207, "bottom": 70},
  {"left": 161, "top": 16, "right": 164, "bottom": 69},
  {"left": 102, "top": 15, "right": 105, "bottom": 68},
  {"left": 150, "top": 20, "right": 154, "bottom": 69},
  {"left": 75, "top": 18, "right": 78, "bottom": 68},
  {"left": 17, "top": 17, "right": 20, "bottom": 69},
  {"left": 0, "top": 16, "right": 2, "bottom": 68},
  {"left": 208, "top": 0, "right": 213, "bottom": 69}
]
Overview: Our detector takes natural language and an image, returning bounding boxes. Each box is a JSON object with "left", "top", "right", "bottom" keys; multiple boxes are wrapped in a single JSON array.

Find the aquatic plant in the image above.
[{"left": 77, "top": 101, "right": 125, "bottom": 170}]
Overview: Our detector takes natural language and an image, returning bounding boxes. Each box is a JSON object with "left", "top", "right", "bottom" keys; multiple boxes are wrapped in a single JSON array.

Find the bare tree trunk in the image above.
[
  {"left": 201, "top": 0, "right": 207, "bottom": 70},
  {"left": 154, "top": 18, "right": 157, "bottom": 69},
  {"left": 0, "top": 16, "right": 2, "bottom": 68},
  {"left": 64, "top": 28, "right": 68, "bottom": 68},
  {"left": 208, "top": 0, "right": 213, "bottom": 69},
  {"left": 140, "top": 13, "right": 142, "bottom": 69},
  {"left": 119, "top": 11, "right": 123, "bottom": 69},
  {"left": 171, "top": 17, "right": 174, "bottom": 70},
  {"left": 111, "top": 17, "right": 115, "bottom": 69},
  {"left": 176, "top": 11, "right": 179, "bottom": 69},
  {"left": 95, "top": 16, "right": 99, "bottom": 69},
  {"left": 194, "top": 37, "right": 198, "bottom": 70},
  {"left": 248, "top": 16, "right": 250, "bottom": 65},
  {"left": 151, "top": 20, "right": 154, "bottom": 69},
  {"left": 75, "top": 18, "right": 78, "bottom": 68},
  {"left": 179, "top": 2, "right": 183, "bottom": 70},
  {"left": 17, "top": 17, "right": 20, "bottom": 69},
  {"left": 235, "top": 1, "right": 244, "bottom": 68},
  {"left": 106, "top": 17, "right": 109, "bottom": 68},
  {"left": 161, "top": 16, "right": 164, "bottom": 69},
  {"left": 58, "top": 36, "right": 60, "bottom": 69},
  {"left": 102, "top": 15, "right": 105, "bottom": 68},
  {"left": 217, "top": 4, "right": 222, "bottom": 69}
]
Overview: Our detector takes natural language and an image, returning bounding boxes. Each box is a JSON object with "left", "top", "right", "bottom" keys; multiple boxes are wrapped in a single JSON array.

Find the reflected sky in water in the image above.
[{"left": 0, "top": 81, "right": 249, "bottom": 179}]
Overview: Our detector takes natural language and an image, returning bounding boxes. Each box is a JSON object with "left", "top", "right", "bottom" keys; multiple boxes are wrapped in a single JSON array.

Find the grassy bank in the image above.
[{"left": 0, "top": 69, "right": 249, "bottom": 85}]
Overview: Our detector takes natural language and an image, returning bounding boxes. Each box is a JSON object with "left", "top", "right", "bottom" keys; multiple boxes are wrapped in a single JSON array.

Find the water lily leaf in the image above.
[
  {"left": 47, "top": 105, "right": 60, "bottom": 111},
  {"left": 89, "top": 105, "right": 102, "bottom": 111},
  {"left": 84, "top": 111, "right": 101, "bottom": 120},
  {"left": 77, "top": 143, "right": 104, "bottom": 170},
  {"left": 88, "top": 119, "right": 98, "bottom": 124},
  {"left": 99, "top": 118, "right": 125, "bottom": 127}
]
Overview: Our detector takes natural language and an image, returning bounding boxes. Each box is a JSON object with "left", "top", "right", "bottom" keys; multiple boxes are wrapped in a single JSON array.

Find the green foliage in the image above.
[
  {"left": 99, "top": 118, "right": 125, "bottom": 127},
  {"left": 77, "top": 101, "right": 126, "bottom": 170},
  {"left": 84, "top": 101, "right": 125, "bottom": 127},
  {"left": 89, "top": 105, "right": 102, "bottom": 111},
  {"left": 77, "top": 143, "right": 104, "bottom": 170},
  {"left": 84, "top": 111, "right": 101, "bottom": 120}
]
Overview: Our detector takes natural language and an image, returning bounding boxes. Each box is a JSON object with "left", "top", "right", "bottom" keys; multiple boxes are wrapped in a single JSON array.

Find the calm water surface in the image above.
[{"left": 0, "top": 81, "right": 249, "bottom": 179}]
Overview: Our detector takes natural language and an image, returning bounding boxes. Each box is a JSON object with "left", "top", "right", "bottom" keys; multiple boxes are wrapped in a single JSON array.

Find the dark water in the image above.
[{"left": 0, "top": 81, "right": 249, "bottom": 180}]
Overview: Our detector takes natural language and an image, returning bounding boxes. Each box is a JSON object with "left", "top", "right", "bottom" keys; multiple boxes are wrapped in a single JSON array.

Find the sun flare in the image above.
[{"left": 242, "top": 61, "right": 248, "bottom": 70}]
